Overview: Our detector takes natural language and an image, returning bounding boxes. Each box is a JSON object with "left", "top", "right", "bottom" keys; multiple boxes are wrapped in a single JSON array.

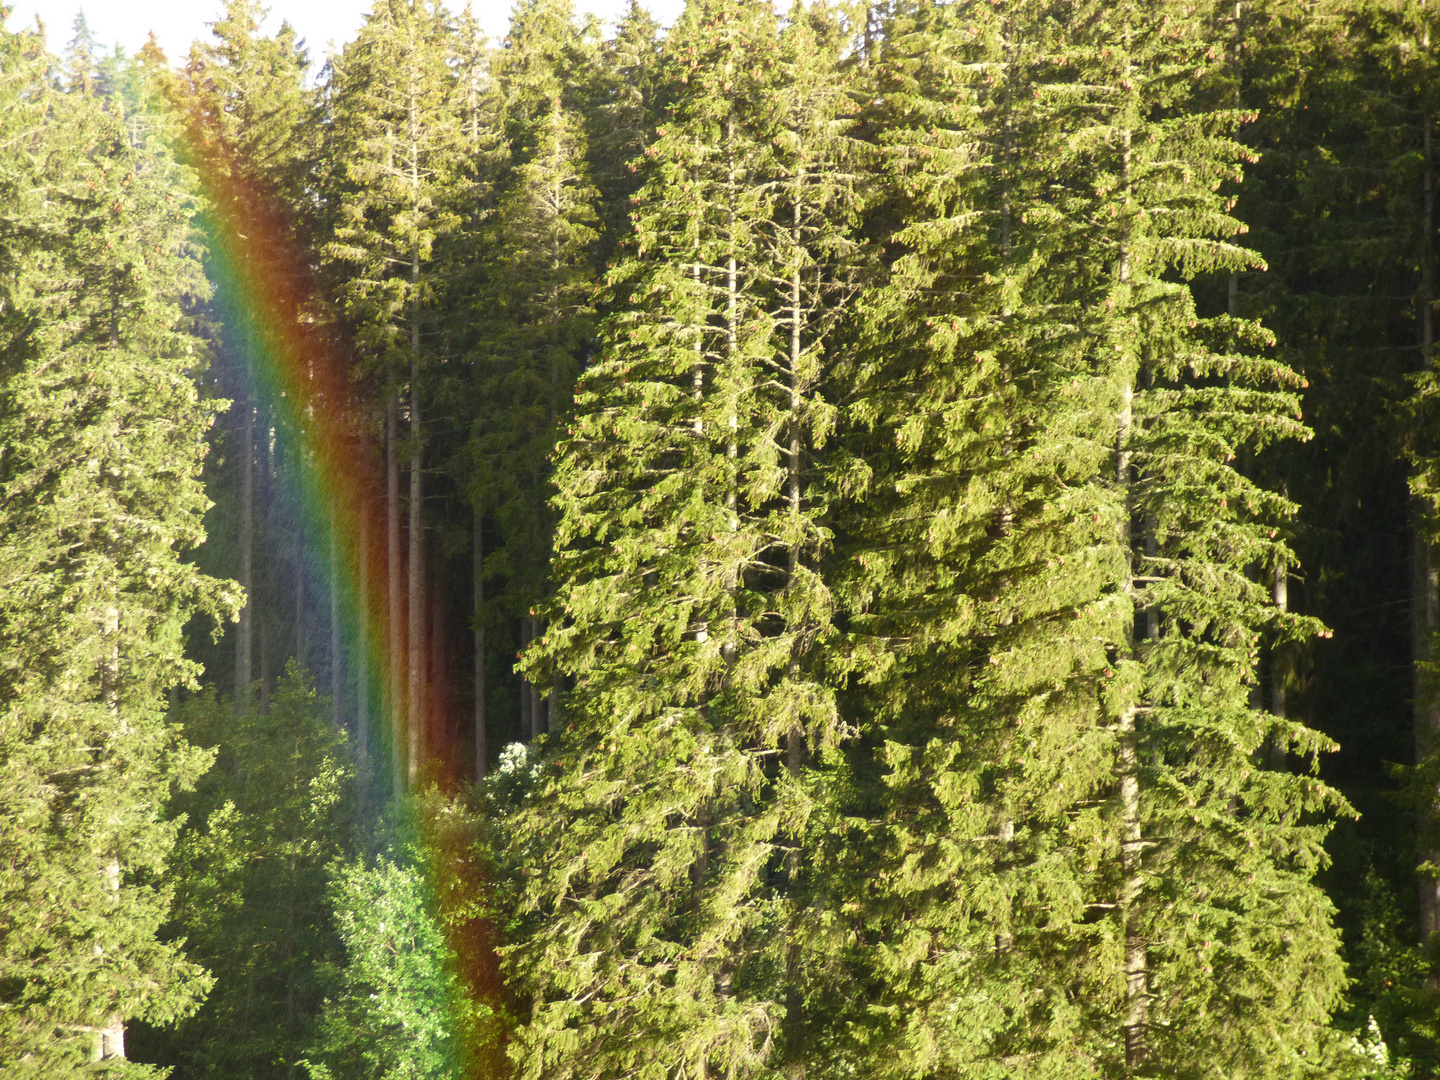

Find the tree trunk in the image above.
[
  {"left": 529, "top": 617, "right": 545, "bottom": 741},
  {"left": 474, "top": 517, "right": 487, "bottom": 779},
  {"left": 294, "top": 531, "right": 306, "bottom": 675},
  {"left": 407, "top": 266, "right": 424, "bottom": 790},
  {"left": 1419, "top": 114, "right": 1440, "bottom": 947},
  {"left": 358, "top": 494, "right": 370, "bottom": 767},
  {"left": 260, "top": 416, "right": 275, "bottom": 714},
  {"left": 330, "top": 509, "right": 342, "bottom": 730},
  {"left": 260, "top": 614, "right": 272, "bottom": 715},
  {"left": 431, "top": 541, "right": 445, "bottom": 758},
  {"left": 1115, "top": 90, "right": 1149, "bottom": 1067},
  {"left": 95, "top": 603, "right": 124, "bottom": 1063},
  {"left": 387, "top": 392, "right": 404, "bottom": 798},
  {"left": 722, "top": 110, "right": 739, "bottom": 670},
  {"left": 1117, "top": 374, "right": 1148, "bottom": 1070},
  {"left": 784, "top": 181, "right": 806, "bottom": 1058},
  {"left": 520, "top": 616, "right": 533, "bottom": 742},
  {"left": 236, "top": 400, "right": 253, "bottom": 711}
]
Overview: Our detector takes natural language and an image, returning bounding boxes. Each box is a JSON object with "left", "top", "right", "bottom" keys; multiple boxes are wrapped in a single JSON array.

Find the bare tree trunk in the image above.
[
  {"left": 474, "top": 518, "right": 487, "bottom": 779},
  {"left": 331, "top": 510, "right": 342, "bottom": 730},
  {"left": 407, "top": 263, "right": 424, "bottom": 789},
  {"left": 431, "top": 542, "right": 445, "bottom": 755},
  {"left": 260, "top": 615, "right": 272, "bottom": 715},
  {"left": 1117, "top": 374, "right": 1148, "bottom": 1070},
  {"left": 1115, "top": 91, "right": 1149, "bottom": 1067},
  {"left": 784, "top": 183, "right": 806, "bottom": 1056},
  {"left": 1419, "top": 113, "right": 1440, "bottom": 947},
  {"left": 723, "top": 112, "right": 739, "bottom": 670},
  {"left": 236, "top": 400, "right": 253, "bottom": 711},
  {"left": 95, "top": 603, "right": 124, "bottom": 1063},
  {"left": 357, "top": 496, "right": 370, "bottom": 767},
  {"left": 520, "top": 616, "right": 533, "bottom": 741},
  {"left": 260, "top": 417, "right": 274, "bottom": 714},
  {"left": 529, "top": 618, "right": 545, "bottom": 740},
  {"left": 387, "top": 392, "right": 404, "bottom": 798},
  {"left": 294, "top": 531, "right": 306, "bottom": 675}
]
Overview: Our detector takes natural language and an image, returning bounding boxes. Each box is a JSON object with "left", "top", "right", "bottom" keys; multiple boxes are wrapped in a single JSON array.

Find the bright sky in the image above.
[{"left": 6, "top": 0, "right": 683, "bottom": 67}]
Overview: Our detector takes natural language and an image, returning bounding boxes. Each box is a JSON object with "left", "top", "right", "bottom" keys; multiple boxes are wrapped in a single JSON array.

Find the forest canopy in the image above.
[{"left": 2, "top": 0, "right": 1440, "bottom": 1078}]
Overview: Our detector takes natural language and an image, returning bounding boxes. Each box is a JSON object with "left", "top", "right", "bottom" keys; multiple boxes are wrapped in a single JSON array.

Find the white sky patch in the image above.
[{"left": 7, "top": 0, "right": 683, "bottom": 69}]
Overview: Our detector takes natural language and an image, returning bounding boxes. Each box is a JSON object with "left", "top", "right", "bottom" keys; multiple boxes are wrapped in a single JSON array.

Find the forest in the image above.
[{"left": 4, "top": 0, "right": 1440, "bottom": 1075}]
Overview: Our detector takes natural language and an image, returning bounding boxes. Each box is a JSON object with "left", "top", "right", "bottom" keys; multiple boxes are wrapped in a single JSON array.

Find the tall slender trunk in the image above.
[
  {"left": 520, "top": 616, "right": 533, "bottom": 741},
  {"left": 260, "top": 416, "right": 274, "bottom": 713},
  {"left": 693, "top": 258, "right": 704, "bottom": 436},
  {"left": 1419, "top": 113, "right": 1440, "bottom": 946},
  {"left": 236, "top": 400, "right": 254, "bottom": 710},
  {"left": 722, "top": 109, "right": 739, "bottom": 670},
  {"left": 387, "top": 392, "right": 404, "bottom": 798},
  {"left": 331, "top": 508, "right": 342, "bottom": 730},
  {"left": 1117, "top": 374, "right": 1147, "bottom": 1070},
  {"left": 1115, "top": 80, "right": 1149, "bottom": 1067},
  {"left": 529, "top": 617, "right": 546, "bottom": 740},
  {"left": 783, "top": 183, "right": 806, "bottom": 1058},
  {"left": 408, "top": 306, "right": 424, "bottom": 789},
  {"left": 94, "top": 601, "right": 124, "bottom": 1062},
  {"left": 431, "top": 543, "right": 445, "bottom": 756},
  {"left": 294, "top": 531, "right": 306, "bottom": 674},
  {"left": 358, "top": 495, "right": 370, "bottom": 769},
  {"left": 407, "top": 93, "right": 425, "bottom": 791},
  {"left": 474, "top": 517, "right": 487, "bottom": 779},
  {"left": 523, "top": 616, "right": 541, "bottom": 741},
  {"left": 260, "top": 615, "right": 272, "bottom": 715}
]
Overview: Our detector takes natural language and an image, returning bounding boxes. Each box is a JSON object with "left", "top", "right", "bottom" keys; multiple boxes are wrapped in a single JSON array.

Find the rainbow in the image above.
[{"left": 175, "top": 99, "right": 505, "bottom": 1077}]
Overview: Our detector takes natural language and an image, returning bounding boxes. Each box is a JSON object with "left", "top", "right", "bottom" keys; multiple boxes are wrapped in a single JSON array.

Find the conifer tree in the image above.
[
  {"left": 506, "top": 0, "right": 864, "bottom": 1074},
  {"left": 841, "top": 0, "right": 1351, "bottom": 1074},
  {"left": 492, "top": 0, "right": 595, "bottom": 165},
  {"left": 1240, "top": 0, "right": 1440, "bottom": 1061},
  {"left": 180, "top": 0, "right": 313, "bottom": 714},
  {"left": 321, "top": 0, "right": 468, "bottom": 790},
  {"left": 587, "top": 0, "right": 663, "bottom": 264},
  {"left": 457, "top": 0, "right": 596, "bottom": 747},
  {"left": 0, "top": 23, "right": 236, "bottom": 1070},
  {"left": 470, "top": 60, "right": 601, "bottom": 742}
]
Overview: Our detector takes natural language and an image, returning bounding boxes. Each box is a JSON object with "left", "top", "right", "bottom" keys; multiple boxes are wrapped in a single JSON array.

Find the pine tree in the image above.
[
  {"left": 180, "top": 0, "right": 314, "bottom": 716},
  {"left": 320, "top": 0, "right": 468, "bottom": 791},
  {"left": 841, "top": 0, "right": 1352, "bottom": 1074},
  {"left": 505, "top": 0, "right": 865, "bottom": 1074},
  {"left": 587, "top": 0, "right": 663, "bottom": 264},
  {"left": 468, "top": 77, "right": 601, "bottom": 746},
  {"left": 0, "top": 24, "right": 237, "bottom": 1071}
]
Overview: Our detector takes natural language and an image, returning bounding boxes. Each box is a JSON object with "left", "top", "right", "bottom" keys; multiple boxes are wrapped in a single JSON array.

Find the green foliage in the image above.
[
  {"left": 303, "top": 789, "right": 502, "bottom": 1080},
  {"left": 144, "top": 664, "right": 353, "bottom": 1077},
  {"left": 319, "top": 0, "right": 469, "bottom": 383},
  {"left": 834, "top": 0, "right": 1351, "bottom": 1075},
  {"left": 0, "top": 17, "right": 235, "bottom": 1072},
  {"left": 6, "top": 0, "right": 1435, "bottom": 1075},
  {"left": 506, "top": 1, "right": 868, "bottom": 1076},
  {"left": 304, "top": 856, "right": 461, "bottom": 1080}
]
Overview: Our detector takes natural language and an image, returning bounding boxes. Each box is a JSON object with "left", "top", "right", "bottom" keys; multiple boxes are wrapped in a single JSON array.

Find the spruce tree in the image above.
[
  {"left": 0, "top": 24, "right": 235, "bottom": 1071},
  {"left": 179, "top": 0, "right": 314, "bottom": 715},
  {"left": 587, "top": 0, "right": 663, "bottom": 265},
  {"left": 320, "top": 0, "right": 468, "bottom": 790},
  {"left": 842, "top": 0, "right": 1351, "bottom": 1074},
  {"left": 467, "top": 0, "right": 601, "bottom": 744},
  {"left": 506, "top": 0, "right": 864, "bottom": 1074}
]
